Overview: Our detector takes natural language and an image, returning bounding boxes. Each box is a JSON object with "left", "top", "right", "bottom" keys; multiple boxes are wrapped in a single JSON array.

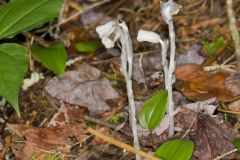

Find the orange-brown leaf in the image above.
[{"left": 175, "top": 65, "right": 234, "bottom": 102}]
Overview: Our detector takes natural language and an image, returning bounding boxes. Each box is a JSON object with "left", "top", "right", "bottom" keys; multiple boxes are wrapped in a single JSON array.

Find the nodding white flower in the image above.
[
  {"left": 160, "top": 1, "right": 181, "bottom": 24},
  {"left": 96, "top": 20, "right": 121, "bottom": 48},
  {"left": 137, "top": 29, "right": 167, "bottom": 49},
  {"left": 96, "top": 19, "right": 134, "bottom": 77},
  {"left": 137, "top": 29, "right": 161, "bottom": 43}
]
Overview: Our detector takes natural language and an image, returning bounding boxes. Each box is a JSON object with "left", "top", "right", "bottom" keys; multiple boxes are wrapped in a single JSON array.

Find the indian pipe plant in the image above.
[
  {"left": 0, "top": 0, "right": 196, "bottom": 159},
  {"left": 96, "top": 1, "right": 195, "bottom": 159}
]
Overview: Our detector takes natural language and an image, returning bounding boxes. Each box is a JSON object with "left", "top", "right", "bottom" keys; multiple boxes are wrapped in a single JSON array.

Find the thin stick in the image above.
[
  {"left": 227, "top": 0, "right": 240, "bottom": 71},
  {"left": 0, "top": 135, "right": 12, "bottom": 159},
  {"left": 22, "top": 32, "right": 49, "bottom": 47},
  {"left": 50, "top": 0, "right": 111, "bottom": 30},
  {"left": 213, "top": 148, "right": 238, "bottom": 160},
  {"left": 181, "top": 115, "right": 197, "bottom": 138},
  {"left": 84, "top": 115, "right": 116, "bottom": 129},
  {"left": 87, "top": 127, "right": 161, "bottom": 160},
  {"left": 217, "top": 108, "right": 240, "bottom": 115},
  {"left": 53, "top": 0, "right": 67, "bottom": 39}
]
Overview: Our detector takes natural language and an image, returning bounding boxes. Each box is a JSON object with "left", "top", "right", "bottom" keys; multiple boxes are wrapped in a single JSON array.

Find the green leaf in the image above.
[
  {"left": 233, "top": 138, "right": 240, "bottom": 151},
  {"left": 139, "top": 90, "right": 168, "bottom": 131},
  {"left": 0, "top": 43, "right": 29, "bottom": 116},
  {"left": 0, "top": 0, "right": 63, "bottom": 39},
  {"left": 31, "top": 43, "right": 67, "bottom": 75},
  {"left": 155, "top": 139, "right": 194, "bottom": 160},
  {"left": 75, "top": 41, "right": 103, "bottom": 53}
]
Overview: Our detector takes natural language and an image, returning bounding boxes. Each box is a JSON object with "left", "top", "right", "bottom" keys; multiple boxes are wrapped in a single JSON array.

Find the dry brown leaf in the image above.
[
  {"left": 45, "top": 63, "right": 119, "bottom": 115},
  {"left": 48, "top": 103, "right": 88, "bottom": 127},
  {"left": 175, "top": 65, "right": 234, "bottom": 102},
  {"left": 175, "top": 107, "right": 240, "bottom": 160},
  {"left": 21, "top": 123, "right": 87, "bottom": 159},
  {"left": 138, "top": 106, "right": 240, "bottom": 159}
]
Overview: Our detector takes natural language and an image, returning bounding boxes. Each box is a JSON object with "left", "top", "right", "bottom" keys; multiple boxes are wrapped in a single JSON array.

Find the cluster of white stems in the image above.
[{"left": 96, "top": 1, "right": 181, "bottom": 159}]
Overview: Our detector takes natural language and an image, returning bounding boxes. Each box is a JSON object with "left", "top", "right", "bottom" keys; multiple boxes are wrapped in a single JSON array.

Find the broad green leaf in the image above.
[
  {"left": 155, "top": 139, "right": 194, "bottom": 160},
  {"left": 139, "top": 90, "right": 168, "bottom": 131},
  {"left": 75, "top": 41, "right": 103, "bottom": 53},
  {"left": 0, "top": 0, "right": 63, "bottom": 39},
  {"left": 31, "top": 43, "right": 67, "bottom": 75},
  {"left": 233, "top": 138, "right": 240, "bottom": 151},
  {"left": 0, "top": 43, "right": 29, "bottom": 116}
]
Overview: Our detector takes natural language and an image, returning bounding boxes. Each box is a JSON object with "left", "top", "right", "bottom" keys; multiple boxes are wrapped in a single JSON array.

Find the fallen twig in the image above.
[
  {"left": 47, "top": 0, "right": 111, "bottom": 34},
  {"left": 213, "top": 148, "right": 238, "bottom": 160},
  {"left": 22, "top": 32, "right": 49, "bottom": 47},
  {"left": 87, "top": 127, "right": 161, "bottom": 160},
  {"left": 0, "top": 135, "right": 12, "bottom": 159},
  {"left": 227, "top": 0, "right": 240, "bottom": 71}
]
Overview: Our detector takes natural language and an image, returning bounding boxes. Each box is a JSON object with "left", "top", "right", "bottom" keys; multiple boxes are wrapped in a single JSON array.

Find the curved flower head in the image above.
[
  {"left": 137, "top": 29, "right": 161, "bottom": 43},
  {"left": 96, "top": 20, "right": 121, "bottom": 48},
  {"left": 160, "top": 1, "right": 181, "bottom": 24}
]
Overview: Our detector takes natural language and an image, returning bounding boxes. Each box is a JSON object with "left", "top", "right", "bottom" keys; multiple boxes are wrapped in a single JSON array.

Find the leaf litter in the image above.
[
  {"left": 44, "top": 63, "right": 119, "bottom": 115},
  {"left": 2, "top": 0, "right": 240, "bottom": 159}
]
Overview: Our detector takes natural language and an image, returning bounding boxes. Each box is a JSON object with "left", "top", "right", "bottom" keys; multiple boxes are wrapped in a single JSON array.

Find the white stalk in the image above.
[
  {"left": 166, "top": 19, "right": 176, "bottom": 137},
  {"left": 96, "top": 19, "right": 140, "bottom": 160},
  {"left": 160, "top": 0, "right": 181, "bottom": 137}
]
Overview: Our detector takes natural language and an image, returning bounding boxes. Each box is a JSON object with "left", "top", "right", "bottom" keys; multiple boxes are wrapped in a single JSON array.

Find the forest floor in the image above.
[{"left": 1, "top": 0, "right": 240, "bottom": 159}]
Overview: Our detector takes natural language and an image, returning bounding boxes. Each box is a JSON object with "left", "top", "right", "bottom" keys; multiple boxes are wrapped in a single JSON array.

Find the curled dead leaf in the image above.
[{"left": 175, "top": 65, "right": 234, "bottom": 102}]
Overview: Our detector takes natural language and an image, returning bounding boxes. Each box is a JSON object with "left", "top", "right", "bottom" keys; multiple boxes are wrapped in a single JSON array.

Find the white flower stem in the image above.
[
  {"left": 119, "top": 23, "right": 141, "bottom": 160},
  {"left": 166, "top": 19, "right": 176, "bottom": 137},
  {"left": 121, "top": 62, "right": 141, "bottom": 160},
  {"left": 126, "top": 78, "right": 141, "bottom": 160},
  {"left": 96, "top": 19, "right": 140, "bottom": 159}
]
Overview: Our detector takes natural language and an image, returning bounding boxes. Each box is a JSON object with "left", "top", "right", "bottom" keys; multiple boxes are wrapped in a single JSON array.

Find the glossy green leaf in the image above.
[
  {"left": 155, "top": 139, "right": 194, "bottom": 160},
  {"left": 139, "top": 90, "right": 168, "bottom": 131},
  {"left": 75, "top": 40, "right": 103, "bottom": 53},
  {"left": 31, "top": 43, "right": 67, "bottom": 75},
  {"left": 0, "top": 0, "right": 63, "bottom": 39},
  {"left": 233, "top": 138, "right": 240, "bottom": 151},
  {"left": 0, "top": 43, "right": 29, "bottom": 116}
]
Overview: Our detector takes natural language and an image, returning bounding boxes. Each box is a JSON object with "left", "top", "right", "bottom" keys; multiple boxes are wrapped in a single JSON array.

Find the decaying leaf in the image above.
[
  {"left": 22, "top": 123, "right": 87, "bottom": 159},
  {"left": 183, "top": 98, "right": 218, "bottom": 115},
  {"left": 44, "top": 63, "right": 119, "bottom": 115},
  {"left": 48, "top": 102, "right": 88, "bottom": 127},
  {"left": 137, "top": 106, "right": 240, "bottom": 160},
  {"left": 175, "top": 65, "right": 234, "bottom": 102},
  {"left": 225, "top": 73, "right": 240, "bottom": 96},
  {"left": 176, "top": 45, "right": 204, "bottom": 66},
  {"left": 175, "top": 107, "right": 240, "bottom": 160}
]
